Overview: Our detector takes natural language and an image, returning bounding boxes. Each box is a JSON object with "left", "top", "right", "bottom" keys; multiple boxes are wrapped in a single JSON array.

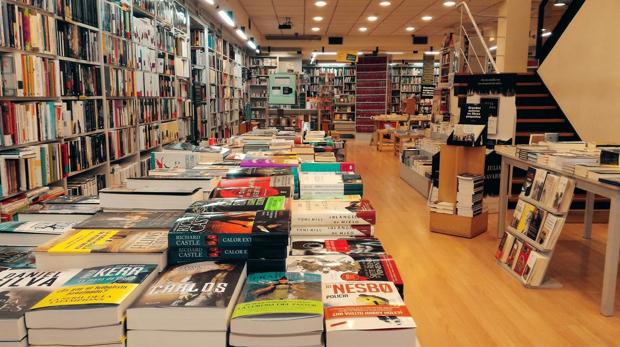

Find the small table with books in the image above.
[{"left": 495, "top": 146, "right": 620, "bottom": 317}]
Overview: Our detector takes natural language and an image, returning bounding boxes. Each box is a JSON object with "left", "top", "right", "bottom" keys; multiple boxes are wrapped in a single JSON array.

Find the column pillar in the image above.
[{"left": 495, "top": 0, "right": 532, "bottom": 73}]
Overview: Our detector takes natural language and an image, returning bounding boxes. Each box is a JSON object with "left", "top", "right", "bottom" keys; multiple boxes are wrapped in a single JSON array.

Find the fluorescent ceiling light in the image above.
[
  {"left": 315, "top": 1, "right": 327, "bottom": 7},
  {"left": 218, "top": 10, "right": 235, "bottom": 27},
  {"left": 367, "top": 15, "right": 378, "bottom": 21},
  {"left": 205, "top": 0, "right": 214, "bottom": 4},
  {"left": 542, "top": 31, "right": 552, "bottom": 37},
  {"left": 542, "top": 28, "right": 547, "bottom": 31},
  {"left": 312, "top": 52, "right": 337, "bottom": 56},
  {"left": 313, "top": 16, "right": 323, "bottom": 21},
  {"left": 247, "top": 40, "right": 257, "bottom": 49},
  {"left": 255, "top": 48, "right": 260, "bottom": 54},
  {"left": 489, "top": 45, "right": 497, "bottom": 51},
  {"left": 357, "top": 51, "right": 364, "bottom": 55},
  {"left": 311, "top": 27, "right": 320, "bottom": 32},
  {"left": 424, "top": 51, "right": 440, "bottom": 55},
  {"left": 554, "top": 1, "right": 566, "bottom": 7},
  {"left": 406, "top": 26, "right": 415, "bottom": 32},
  {"left": 318, "top": 63, "right": 346, "bottom": 67},
  {"left": 380, "top": 1, "right": 391, "bottom": 6},
  {"left": 235, "top": 28, "right": 248, "bottom": 40},
  {"left": 359, "top": 27, "right": 368, "bottom": 32},
  {"left": 422, "top": 15, "right": 432, "bottom": 21},
  {"left": 443, "top": 1, "right": 456, "bottom": 6},
  {"left": 386, "top": 52, "right": 403, "bottom": 55}
]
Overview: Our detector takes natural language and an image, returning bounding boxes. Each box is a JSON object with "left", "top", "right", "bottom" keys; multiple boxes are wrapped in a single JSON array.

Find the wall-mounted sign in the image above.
[{"left": 336, "top": 51, "right": 358, "bottom": 63}]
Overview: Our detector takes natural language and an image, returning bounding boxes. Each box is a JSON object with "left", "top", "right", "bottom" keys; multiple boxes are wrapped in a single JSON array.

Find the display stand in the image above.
[{"left": 429, "top": 145, "right": 488, "bottom": 238}]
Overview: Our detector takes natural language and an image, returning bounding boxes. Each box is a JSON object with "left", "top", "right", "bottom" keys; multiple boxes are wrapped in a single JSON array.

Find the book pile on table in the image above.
[
  {"left": 456, "top": 174, "right": 484, "bottom": 217},
  {"left": 299, "top": 173, "right": 363, "bottom": 199},
  {"left": 290, "top": 198, "right": 376, "bottom": 237},
  {"left": 17, "top": 196, "right": 101, "bottom": 223}
]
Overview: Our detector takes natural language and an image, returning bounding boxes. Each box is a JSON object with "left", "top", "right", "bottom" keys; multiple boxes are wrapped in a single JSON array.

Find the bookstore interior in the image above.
[{"left": 0, "top": 0, "right": 618, "bottom": 346}]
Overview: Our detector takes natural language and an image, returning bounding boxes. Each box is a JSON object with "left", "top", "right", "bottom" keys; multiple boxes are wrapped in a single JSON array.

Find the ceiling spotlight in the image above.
[
  {"left": 443, "top": 1, "right": 456, "bottom": 6},
  {"left": 358, "top": 27, "right": 368, "bottom": 32},
  {"left": 313, "top": 16, "right": 323, "bottom": 21},
  {"left": 422, "top": 15, "right": 432, "bottom": 21},
  {"left": 218, "top": 10, "right": 235, "bottom": 27},
  {"left": 542, "top": 31, "right": 552, "bottom": 37},
  {"left": 311, "top": 27, "right": 320, "bottom": 32},
  {"left": 553, "top": 1, "right": 566, "bottom": 7},
  {"left": 379, "top": 1, "right": 391, "bottom": 6},
  {"left": 406, "top": 26, "right": 415, "bottom": 32},
  {"left": 489, "top": 37, "right": 495, "bottom": 42},
  {"left": 367, "top": 15, "right": 378, "bottom": 21},
  {"left": 315, "top": 1, "right": 327, "bottom": 7}
]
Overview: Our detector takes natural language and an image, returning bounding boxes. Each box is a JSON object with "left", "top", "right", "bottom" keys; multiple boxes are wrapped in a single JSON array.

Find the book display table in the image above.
[{"left": 496, "top": 147, "right": 620, "bottom": 316}]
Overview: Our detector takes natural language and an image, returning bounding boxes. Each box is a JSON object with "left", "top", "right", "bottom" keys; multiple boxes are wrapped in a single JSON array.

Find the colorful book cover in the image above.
[
  {"left": 74, "top": 211, "right": 184, "bottom": 229},
  {"left": 168, "top": 246, "right": 286, "bottom": 263},
  {"left": 36, "top": 229, "right": 168, "bottom": 254},
  {"left": 323, "top": 281, "right": 415, "bottom": 332},
  {"left": 186, "top": 197, "right": 289, "bottom": 214},
  {"left": 290, "top": 224, "right": 374, "bottom": 237},
  {"left": 0, "top": 221, "right": 74, "bottom": 235},
  {"left": 290, "top": 238, "right": 384, "bottom": 256},
  {"left": 0, "top": 246, "right": 36, "bottom": 270},
  {"left": 209, "top": 186, "right": 292, "bottom": 199},
  {"left": 231, "top": 272, "right": 323, "bottom": 319},
  {"left": 299, "top": 162, "right": 356, "bottom": 173},
  {"left": 291, "top": 199, "right": 375, "bottom": 226},
  {"left": 0, "top": 269, "right": 79, "bottom": 320},
  {"left": 516, "top": 203, "right": 536, "bottom": 233},
  {"left": 44, "top": 196, "right": 100, "bottom": 204},
  {"left": 239, "top": 158, "right": 298, "bottom": 168},
  {"left": 225, "top": 168, "right": 293, "bottom": 179},
  {"left": 286, "top": 254, "right": 403, "bottom": 287},
  {"left": 132, "top": 261, "right": 245, "bottom": 308},
  {"left": 30, "top": 264, "right": 157, "bottom": 310},
  {"left": 217, "top": 176, "right": 294, "bottom": 189}
]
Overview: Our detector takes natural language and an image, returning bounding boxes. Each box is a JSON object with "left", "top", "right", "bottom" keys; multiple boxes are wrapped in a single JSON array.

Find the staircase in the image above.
[{"left": 513, "top": 73, "right": 579, "bottom": 144}]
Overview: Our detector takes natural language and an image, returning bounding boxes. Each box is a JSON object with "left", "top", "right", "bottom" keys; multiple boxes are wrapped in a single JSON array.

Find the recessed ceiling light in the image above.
[
  {"left": 315, "top": 1, "right": 327, "bottom": 7},
  {"left": 422, "top": 15, "right": 432, "bottom": 21},
  {"left": 311, "top": 27, "right": 320, "bottom": 32},
  {"left": 406, "top": 26, "right": 415, "bottom": 32},
  {"left": 489, "top": 45, "right": 497, "bottom": 51},
  {"left": 443, "top": 1, "right": 456, "bottom": 6},
  {"left": 553, "top": 1, "right": 566, "bottom": 7},
  {"left": 424, "top": 51, "right": 440, "bottom": 55},
  {"left": 379, "top": 1, "right": 391, "bottom": 6},
  {"left": 542, "top": 31, "right": 552, "bottom": 37},
  {"left": 489, "top": 37, "right": 495, "bottom": 42},
  {"left": 358, "top": 27, "right": 368, "bottom": 32},
  {"left": 367, "top": 15, "right": 378, "bottom": 21},
  {"left": 313, "top": 16, "right": 323, "bottom": 21}
]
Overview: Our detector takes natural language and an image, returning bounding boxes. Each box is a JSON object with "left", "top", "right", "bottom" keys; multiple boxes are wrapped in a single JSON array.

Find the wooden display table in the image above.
[
  {"left": 393, "top": 132, "right": 425, "bottom": 156},
  {"left": 496, "top": 147, "right": 620, "bottom": 316}
]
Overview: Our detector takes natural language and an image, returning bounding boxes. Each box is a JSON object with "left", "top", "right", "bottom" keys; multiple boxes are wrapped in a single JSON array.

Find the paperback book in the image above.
[
  {"left": 74, "top": 211, "right": 184, "bottom": 229},
  {"left": 0, "top": 246, "right": 35, "bottom": 270},
  {"left": 0, "top": 221, "right": 74, "bottom": 246},
  {"left": 291, "top": 199, "right": 376, "bottom": 226},
  {"left": 186, "top": 197, "right": 290, "bottom": 214},
  {"left": 289, "top": 237, "right": 385, "bottom": 256}
]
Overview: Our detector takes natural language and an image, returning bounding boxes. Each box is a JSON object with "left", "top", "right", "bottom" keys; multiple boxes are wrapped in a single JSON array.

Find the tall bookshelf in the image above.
[
  {"left": 249, "top": 56, "right": 278, "bottom": 122},
  {"left": 389, "top": 62, "right": 441, "bottom": 114},
  {"left": 0, "top": 0, "right": 248, "bottom": 218},
  {"left": 190, "top": 16, "right": 208, "bottom": 140},
  {"left": 356, "top": 55, "right": 389, "bottom": 133}
]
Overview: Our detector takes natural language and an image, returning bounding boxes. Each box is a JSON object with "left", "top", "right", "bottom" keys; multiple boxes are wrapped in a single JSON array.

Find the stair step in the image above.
[
  {"left": 516, "top": 93, "right": 551, "bottom": 98},
  {"left": 516, "top": 131, "right": 575, "bottom": 137},
  {"left": 516, "top": 82, "right": 543, "bottom": 86},
  {"left": 516, "top": 105, "right": 558, "bottom": 110},
  {"left": 516, "top": 118, "right": 566, "bottom": 124}
]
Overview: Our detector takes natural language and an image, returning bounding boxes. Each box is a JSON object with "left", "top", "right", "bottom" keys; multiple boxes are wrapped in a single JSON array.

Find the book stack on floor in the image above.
[
  {"left": 229, "top": 272, "right": 324, "bottom": 347},
  {"left": 24, "top": 264, "right": 158, "bottom": 347},
  {"left": 456, "top": 174, "right": 484, "bottom": 217},
  {"left": 496, "top": 166, "right": 575, "bottom": 287},
  {"left": 127, "top": 261, "right": 247, "bottom": 347}
]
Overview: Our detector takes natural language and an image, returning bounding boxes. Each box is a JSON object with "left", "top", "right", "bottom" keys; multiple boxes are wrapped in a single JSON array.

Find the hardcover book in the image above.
[
  {"left": 291, "top": 199, "right": 376, "bottom": 226},
  {"left": 209, "top": 186, "right": 292, "bottom": 199},
  {"left": 0, "top": 221, "right": 75, "bottom": 246},
  {"left": 186, "top": 197, "right": 290, "bottom": 213},
  {"left": 230, "top": 272, "right": 323, "bottom": 335},
  {"left": 289, "top": 237, "right": 384, "bottom": 256},
  {"left": 74, "top": 211, "right": 184, "bottom": 229},
  {"left": 128, "top": 261, "right": 246, "bottom": 331},
  {"left": 26, "top": 264, "right": 158, "bottom": 329},
  {"left": 239, "top": 158, "right": 299, "bottom": 168},
  {"left": 290, "top": 224, "right": 374, "bottom": 237},
  {"left": 217, "top": 176, "right": 294, "bottom": 189},
  {"left": 225, "top": 168, "right": 293, "bottom": 179},
  {"left": 0, "top": 269, "right": 79, "bottom": 341},
  {"left": 323, "top": 281, "right": 416, "bottom": 347},
  {"left": 34, "top": 229, "right": 168, "bottom": 271}
]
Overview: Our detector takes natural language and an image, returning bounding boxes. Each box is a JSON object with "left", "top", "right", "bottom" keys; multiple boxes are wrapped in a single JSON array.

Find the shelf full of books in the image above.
[
  {"left": 389, "top": 62, "right": 440, "bottom": 114},
  {"left": 496, "top": 166, "right": 576, "bottom": 287},
  {"left": 249, "top": 56, "right": 278, "bottom": 121}
]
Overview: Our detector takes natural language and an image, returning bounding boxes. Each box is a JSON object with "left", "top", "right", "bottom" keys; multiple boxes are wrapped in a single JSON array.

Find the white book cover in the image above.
[{"left": 323, "top": 281, "right": 415, "bottom": 332}]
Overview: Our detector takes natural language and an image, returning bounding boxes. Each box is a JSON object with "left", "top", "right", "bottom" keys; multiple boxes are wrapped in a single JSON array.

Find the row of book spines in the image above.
[
  {"left": 168, "top": 249, "right": 286, "bottom": 263},
  {"left": 168, "top": 233, "right": 288, "bottom": 248}
]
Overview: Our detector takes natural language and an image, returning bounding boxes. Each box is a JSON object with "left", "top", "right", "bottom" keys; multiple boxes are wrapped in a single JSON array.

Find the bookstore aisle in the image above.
[{"left": 346, "top": 137, "right": 620, "bottom": 346}]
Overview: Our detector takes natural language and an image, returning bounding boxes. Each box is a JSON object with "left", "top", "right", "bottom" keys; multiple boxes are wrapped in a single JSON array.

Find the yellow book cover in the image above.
[
  {"left": 36, "top": 229, "right": 168, "bottom": 254},
  {"left": 516, "top": 203, "right": 536, "bottom": 233}
]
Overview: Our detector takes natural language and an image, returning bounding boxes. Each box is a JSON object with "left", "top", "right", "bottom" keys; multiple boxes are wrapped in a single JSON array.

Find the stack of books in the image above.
[
  {"left": 456, "top": 174, "right": 484, "bottom": 217},
  {"left": 299, "top": 173, "right": 363, "bottom": 199},
  {"left": 127, "top": 261, "right": 247, "bottom": 347},
  {"left": 290, "top": 198, "right": 376, "bottom": 237}
]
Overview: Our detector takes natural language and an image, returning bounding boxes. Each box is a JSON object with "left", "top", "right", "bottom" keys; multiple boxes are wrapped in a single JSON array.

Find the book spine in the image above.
[
  {"left": 169, "top": 232, "right": 253, "bottom": 247},
  {"left": 290, "top": 225, "right": 374, "bottom": 237}
]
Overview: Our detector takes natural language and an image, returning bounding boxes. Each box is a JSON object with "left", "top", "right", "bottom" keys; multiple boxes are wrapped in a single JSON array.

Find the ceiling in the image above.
[{"left": 237, "top": 0, "right": 542, "bottom": 38}]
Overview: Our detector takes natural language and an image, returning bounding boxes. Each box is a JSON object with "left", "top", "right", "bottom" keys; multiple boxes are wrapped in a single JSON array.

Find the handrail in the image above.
[{"left": 457, "top": 1, "right": 499, "bottom": 74}]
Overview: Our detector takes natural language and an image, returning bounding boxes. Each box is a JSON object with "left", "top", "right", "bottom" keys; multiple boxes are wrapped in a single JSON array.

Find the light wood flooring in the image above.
[{"left": 345, "top": 137, "right": 620, "bottom": 347}]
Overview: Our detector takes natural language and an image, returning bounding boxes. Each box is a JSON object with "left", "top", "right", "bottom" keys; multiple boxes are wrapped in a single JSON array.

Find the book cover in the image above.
[
  {"left": 209, "top": 186, "right": 292, "bottom": 199},
  {"left": 23, "top": 204, "right": 101, "bottom": 215},
  {"left": 44, "top": 196, "right": 100, "bottom": 204},
  {"left": 528, "top": 169, "right": 547, "bottom": 201},
  {"left": 239, "top": 158, "right": 298, "bottom": 168},
  {"left": 0, "top": 269, "right": 79, "bottom": 319},
  {"left": 0, "top": 246, "right": 36, "bottom": 270},
  {"left": 520, "top": 168, "right": 536, "bottom": 197},
  {"left": 225, "top": 168, "right": 293, "bottom": 179},
  {"left": 323, "top": 281, "right": 415, "bottom": 332},
  {"left": 516, "top": 203, "right": 536, "bottom": 233},
  {"left": 0, "top": 221, "right": 74, "bottom": 235},
  {"left": 539, "top": 174, "right": 559, "bottom": 208},
  {"left": 290, "top": 238, "right": 384, "bottom": 256},
  {"left": 132, "top": 261, "right": 245, "bottom": 308},
  {"left": 286, "top": 254, "right": 402, "bottom": 286},
  {"left": 217, "top": 176, "right": 293, "bottom": 189},
  {"left": 291, "top": 199, "right": 376, "bottom": 226},
  {"left": 513, "top": 243, "right": 533, "bottom": 275},
  {"left": 36, "top": 229, "right": 168, "bottom": 254},
  {"left": 290, "top": 224, "right": 374, "bottom": 237},
  {"left": 30, "top": 264, "right": 156, "bottom": 311},
  {"left": 186, "top": 197, "right": 289, "bottom": 213},
  {"left": 525, "top": 208, "right": 544, "bottom": 240},
  {"left": 231, "top": 272, "right": 323, "bottom": 319},
  {"left": 74, "top": 211, "right": 184, "bottom": 229}
]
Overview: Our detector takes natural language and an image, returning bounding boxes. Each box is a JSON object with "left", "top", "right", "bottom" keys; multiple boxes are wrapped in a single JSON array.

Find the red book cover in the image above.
[
  {"left": 513, "top": 243, "right": 532, "bottom": 275},
  {"left": 217, "top": 176, "right": 292, "bottom": 189},
  {"left": 210, "top": 186, "right": 291, "bottom": 199}
]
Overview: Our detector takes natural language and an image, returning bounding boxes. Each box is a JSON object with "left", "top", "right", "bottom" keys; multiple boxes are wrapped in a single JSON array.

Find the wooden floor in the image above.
[{"left": 346, "top": 137, "right": 620, "bottom": 347}]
